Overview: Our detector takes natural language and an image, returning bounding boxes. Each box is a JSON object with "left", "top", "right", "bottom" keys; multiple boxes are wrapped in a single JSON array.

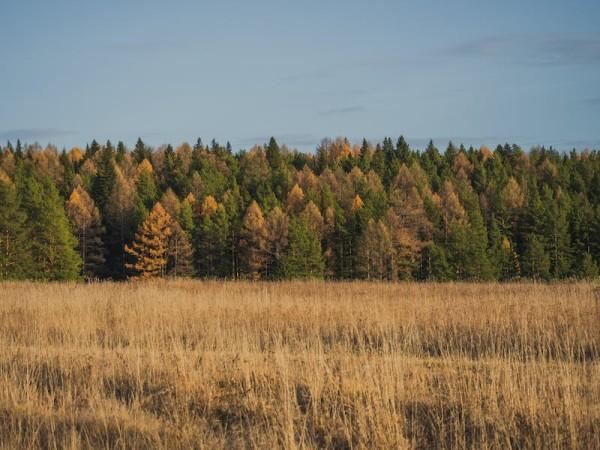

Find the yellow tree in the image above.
[
  {"left": 301, "top": 201, "right": 325, "bottom": 239},
  {"left": 239, "top": 201, "right": 268, "bottom": 280},
  {"left": 265, "top": 206, "right": 289, "bottom": 278},
  {"left": 286, "top": 184, "right": 305, "bottom": 216},
  {"left": 439, "top": 180, "right": 467, "bottom": 242},
  {"left": 65, "top": 185, "right": 105, "bottom": 278},
  {"left": 125, "top": 202, "right": 173, "bottom": 279}
]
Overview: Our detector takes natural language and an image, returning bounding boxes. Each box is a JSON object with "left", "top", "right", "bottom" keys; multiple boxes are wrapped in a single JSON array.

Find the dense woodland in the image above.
[{"left": 0, "top": 136, "right": 599, "bottom": 281}]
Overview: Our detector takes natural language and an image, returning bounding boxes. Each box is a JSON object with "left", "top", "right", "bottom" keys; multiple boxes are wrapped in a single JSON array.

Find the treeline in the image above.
[{"left": 0, "top": 136, "right": 599, "bottom": 281}]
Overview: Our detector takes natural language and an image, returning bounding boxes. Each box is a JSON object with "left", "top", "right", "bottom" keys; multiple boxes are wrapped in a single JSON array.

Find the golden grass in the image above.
[{"left": 0, "top": 281, "right": 598, "bottom": 449}]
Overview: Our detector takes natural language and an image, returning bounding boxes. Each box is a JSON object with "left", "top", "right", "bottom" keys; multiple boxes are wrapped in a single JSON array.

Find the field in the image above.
[{"left": 0, "top": 282, "right": 598, "bottom": 449}]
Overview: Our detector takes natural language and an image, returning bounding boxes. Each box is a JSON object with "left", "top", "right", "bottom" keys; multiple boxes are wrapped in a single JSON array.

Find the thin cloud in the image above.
[
  {"left": 444, "top": 33, "right": 600, "bottom": 66},
  {"left": 318, "top": 105, "right": 365, "bottom": 116},
  {"left": 0, "top": 128, "right": 76, "bottom": 142}
]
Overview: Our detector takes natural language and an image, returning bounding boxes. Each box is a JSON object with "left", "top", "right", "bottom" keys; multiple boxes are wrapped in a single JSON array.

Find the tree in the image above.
[
  {"left": 125, "top": 202, "right": 173, "bottom": 279},
  {"left": 136, "top": 159, "right": 158, "bottom": 216},
  {"left": 132, "top": 138, "right": 151, "bottom": 163},
  {"left": 265, "top": 206, "right": 289, "bottom": 278},
  {"left": 0, "top": 175, "right": 31, "bottom": 279},
  {"left": 286, "top": 184, "right": 305, "bottom": 216},
  {"left": 91, "top": 141, "right": 116, "bottom": 213},
  {"left": 65, "top": 185, "right": 105, "bottom": 278},
  {"left": 357, "top": 219, "right": 393, "bottom": 280},
  {"left": 195, "top": 199, "right": 230, "bottom": 278},
  {"left": 104, "top": 167, "right": 137, "bottom": 279},
  {"left": 266, "top": 136, "right": 282, "bottom": 169},
  {"left": 420, "top": 243, "right": 451, "bottom": 281},
  {"left": 20, "top": 172, "right": 81, "bottom": 280},
  {"left": 167, "top": 221, "right": 194, "bottom": 277},
  {"left": 239, "top": 201, "right": 268, "bottom": 280},
  {"left": 280, "top": 217, "right": 324, "bottom": 279},
  {"left": 521, "top": 233, "right": 551, "bottom": 280}
]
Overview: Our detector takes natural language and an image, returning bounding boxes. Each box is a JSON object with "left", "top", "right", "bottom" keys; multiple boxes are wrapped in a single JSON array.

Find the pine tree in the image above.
[
  {"left": 20, "top": 172, "right": 81, "bottom": 280},
  {"left": 280, "top": 217, "right": 324, "bottom": 279},
  {"left": 239, "top": 201, "right": 268, "bottom": 280},
  {"left": 195, "top": 199, "right": 230, "bottom": 278},
  {"left": 266, "top": 136, "right": 282, "bottom": 169},
  {"left": 91, "top": 141, "right": 116, "bottom": 213},
  {"left": 0, "top": 175, "right": 31, "bottom": 279},
  {"left": 66, "top": 185, "right": 105, "bottom": 278},
  {"left": 420, "top": 243, "right": 451, "bottom": 281},
  {"left": 521, "top": 233, "right": 551, "bottom": 280},
  {"left": 125, "top": 202, "right": 173, "bottom": 279},
  {"left": 132, "top": 138, "right": 151, "bottom": 163}
]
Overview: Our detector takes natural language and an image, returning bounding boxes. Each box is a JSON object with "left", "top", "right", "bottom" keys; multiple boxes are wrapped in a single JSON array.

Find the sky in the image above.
[{"left": 1, "top": 0, "right": 599, "bottom": 152}]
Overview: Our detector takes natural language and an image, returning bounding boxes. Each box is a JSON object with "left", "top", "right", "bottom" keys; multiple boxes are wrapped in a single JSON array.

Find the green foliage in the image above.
[
  {"left": 280, "top": 218, "right": 324, "bottom": 279},
  {"left": 1, "top": 137, "right": 598, "bottom": 281},
  {"left": 20, "top": 172, "right": 81, "bottom": 280},
  {"left": 0, "top": 179, "right": 32, "bottom": 279}
]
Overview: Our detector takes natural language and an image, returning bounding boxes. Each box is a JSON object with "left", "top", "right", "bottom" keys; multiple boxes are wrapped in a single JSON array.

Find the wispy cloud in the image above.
[
  {"left": 0, "top": 128, "right": 76, "bottom": 142},
  {"left": 318, "top": 105, "right": 365, "bottom": 116},
  {"left": 445, "top": 33, "right": 600, "bottom": 66}
]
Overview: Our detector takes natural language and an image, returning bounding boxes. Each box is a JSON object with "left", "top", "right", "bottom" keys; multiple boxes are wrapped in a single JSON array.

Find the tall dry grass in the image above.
[{"left": 0, "top": 281, "right": 598, "bottom": 449}]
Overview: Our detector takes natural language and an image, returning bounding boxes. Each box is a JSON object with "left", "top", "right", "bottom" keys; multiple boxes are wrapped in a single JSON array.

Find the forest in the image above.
[{"left": 0, "top": 136, "right": 598, "bottom": 281}]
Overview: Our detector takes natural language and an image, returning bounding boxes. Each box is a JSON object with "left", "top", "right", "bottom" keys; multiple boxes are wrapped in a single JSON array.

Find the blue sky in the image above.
[{"left": 1, "top": 0, "right": 599, "bottom": 151}]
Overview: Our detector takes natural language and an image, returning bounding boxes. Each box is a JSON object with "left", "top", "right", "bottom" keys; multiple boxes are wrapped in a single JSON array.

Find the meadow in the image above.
[{"left": 0, "top": 281, "right": 598, "bottom": 449}]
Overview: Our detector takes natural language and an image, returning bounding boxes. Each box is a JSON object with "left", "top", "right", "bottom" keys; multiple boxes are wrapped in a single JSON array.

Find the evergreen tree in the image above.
[
  {"left": 0, "top": 175, "right": 31, "bottom": 279},
  {"left": 104, "top": 167, "right": 137, "bottom": 279},
  {"left": 132, "top": 138, "right": 151, "bottom": 163},
  {"left": 91, "top": 141, "right": 116, "bottom": 213},
  {"left": 20, "top": 172, "right": 81, "bottom": 280},
  {"left": 521, "top": 233, "right": 551, "bottom": 280},
  {"left": 420, "top": 243, "right": 451, "bottom": 281},
  {"left": 280, "top": 217, "right": 324, "bottom": 279},
  {"left": 195, "top": 198, "right": 230, "bottom": 277}
]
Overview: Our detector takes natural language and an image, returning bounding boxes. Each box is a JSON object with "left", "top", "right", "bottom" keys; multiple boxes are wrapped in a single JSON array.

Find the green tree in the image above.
[
  {"left": 91, "top": 141, "right": 116, "bottom": 213},
  {"left": 20, "top": 172, "right": 81, "bottom": 280},
  {"left": 521, "top": 233, "right": 551, "bottom": 280},
  {"left": 0, "top": 175, "right": 31, "bottom": 279},
  {"left": 280, "top": 217, "right": 324, "bottom": 279}
]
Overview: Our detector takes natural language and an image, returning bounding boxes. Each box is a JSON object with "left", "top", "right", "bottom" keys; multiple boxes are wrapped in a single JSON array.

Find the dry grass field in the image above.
[{"left": 0, "top": 281, "right": 598, "bottom": 449}]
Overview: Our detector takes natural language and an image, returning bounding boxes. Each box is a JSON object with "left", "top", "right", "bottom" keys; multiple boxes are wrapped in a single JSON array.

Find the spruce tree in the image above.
[
  {"left": 91, "top": 141, "right": 116, "bottom": 213},
  {"left": 20, "top": 172, "right": 81, "bottom": 280},
  {"left": 521, "top": 233, "right": 551, "bottom": 280},
  {"left": 280, "top": 217, "right": 324, "bottom": 279},
  {"left": 0, "top": 175, "right": 32, "bottom": 279}
]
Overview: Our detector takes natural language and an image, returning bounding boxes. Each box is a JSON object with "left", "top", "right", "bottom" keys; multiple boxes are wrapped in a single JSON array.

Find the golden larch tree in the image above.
[
  {"left": 65, "top": 185, "right": 105, "bottom": 278},
  {"left": 239, "top": 201, "right": 268, "bottom": 280},
  {"left": 286, "top": 184, "right": 305, "bottom": 216},
  {"left": 125, "top": 202, "right": 173, "bottom": 279}
]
